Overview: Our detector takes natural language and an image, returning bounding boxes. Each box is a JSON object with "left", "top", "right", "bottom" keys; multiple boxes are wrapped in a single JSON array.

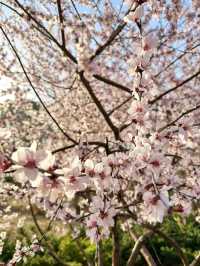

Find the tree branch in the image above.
[
  {"left": 128, "top": 230, "right": 157, "bottom": 266},
  {"left": 127, "top": 231, "right": 153, "bottom": 266},
  {"left": 79, "top": 72, "right": 120, "bottom": 140},
  {"left": 90, "top": 22, "right": 127, "bottom": 61},
  {"left": 57, "top": 0, "right": 66, "bottom": 48},
  {"left": 14, "top": 0, "right": 77, "bottom": 63},
  {"left": 112, "top": 218, "right": 120, "bottom": 266},
  {"left": 159, "top": 103, "right": 200, "bottom": 132},
  {"left": 0, "top": 25, "right": 77, "bottom": 144},
  {"left": 94, "top": 74, "right": 132, "bottom": 94},
  {"left": 95, "top": 241, "right": 103, "bottom": 266},
  {"left": 28, "top": 197, "right": 69, "bottom": 266},
  {"left": 1, "top": 1, "right": 133, "bottom": 97},
  {"left": 108, "top": 96, "right": 133, "bottom": 116},
  {"left": 52, "top": 141, "right": 108, "bottom": 154},
  {"left": 150, "top": 69, "right": 200, "bottom": 105},
  {"left": 190, "top": 252, "right": 200, "bottom": 266},
  {"left": 90, "top": 3, "right": 139, "bottom": 61},
  {"left": 144, "top": 225, "right": 189, "bottom": 266}
]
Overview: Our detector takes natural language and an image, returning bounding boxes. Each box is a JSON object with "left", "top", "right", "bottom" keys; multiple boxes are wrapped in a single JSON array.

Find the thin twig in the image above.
[
  {"left": 159, "top": 104, "right": 200, "bottom": 132},
  {"left": 14, "top": 0, "right": 77, "bottom": 63},
  {"left": 57, "top": 0, "right": 66, "bottom": 48},
  {"left": 90, "top": 3, "right": 139, "bottom": 61},
  {"left": 28, "top": 196, "right": 69, "bottom": 266},
  {"left": 94, "top": 74, "right": 132, "bottom": 94},
  {"left": 150, "top": 69, "right": 200, "bottom": 104},
  {"left": 144, "top": 225, "right": 189, "bottom": 266},
  {"left": 127, "top": 231, "right": 153, "bottom": 266},
  {"left": 0, "top": 26, "right": 78, "bottom": 144}
]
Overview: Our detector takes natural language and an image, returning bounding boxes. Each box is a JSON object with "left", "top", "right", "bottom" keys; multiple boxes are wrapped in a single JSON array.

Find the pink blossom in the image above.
[
  {"left": 142, "top": 190, "right": 170, "bottom": 223},
  {"left": 93, "top": 162, "right": 112, "bottom": 190},
  {"left": 61, "top": 156, "right": 88, "bottom": 198},
  {"left": 11, "top": 142, "right": 48, "bottom": 185},
  {"left": 37, "top": 176, "right": 65, "bottom": 202}
]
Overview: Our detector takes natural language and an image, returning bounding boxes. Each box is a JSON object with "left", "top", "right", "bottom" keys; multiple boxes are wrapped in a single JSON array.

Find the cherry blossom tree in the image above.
[{"left": 0, "top": 0, "right": 200, "bottom": 265}]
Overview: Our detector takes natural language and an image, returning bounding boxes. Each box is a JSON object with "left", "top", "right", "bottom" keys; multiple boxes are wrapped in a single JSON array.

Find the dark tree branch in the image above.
[
  {"left": 90, "top": 3, "right": 139, "bottom": 61},
  {"left": 0, "top": 1, "right": 54, "bottom": 40},
  {"left": 108, "top": 96, "right": 133, "bottom": 116},
  {"left": 190, "top": 253, "right": 200, "bottom": 266},
  {"left": 144, "top": 225, "right": 189, "bottom": 266},
  {"left": 90, "top": 22, "right": 127, "bottom": 61},
  {"left": 52, "top": 141, "right": 108, "bottom": 154},
  {"left": 57, "top": 0, "right": 66, "bottom": 48},
  {"left": 94, "top": 74, "right": 132, "bottom": 94},
  {"left": 0, "top": 26, "right": 78, "bottom": 144},
  {"left": 28, "top": 197, "right": 69, "bottom": 266},
  {"left": 95, "top": 241, "right": 103, "bottom": 266},
  {"left": 155, "top": 42, "right": 200, "bottom": 78},
  {"left": 119, "top": 121, "right": 132, "bottom": 132},
  {"left": 128, "top": 229, "right": 157, "bottom": 266},
  {"left": 0, "top": 1, "right": 23, "bottom": 17},
  {"left": 127, "top": 231, "right": 153, "bottom": 266},
  {"left": 159, "top": 103, "right": 200, "bottom": 132},
  {"left": 14, "top": 0, "right": 77, "bottom": 63},
  {"left": 1, "top": 1, "right": 133, "bottom": 97},
  {"left": 70, "top": 0, "right": 83, "bottom": 21},
  {"left": 112, "top": 218, "right": 120, "bottom": 266},
  {"left": 79, "top": 72, "right": 120, "bottom": 140},
  {"left": 150, "top": 69, "right": 200, "bottom": 104}
]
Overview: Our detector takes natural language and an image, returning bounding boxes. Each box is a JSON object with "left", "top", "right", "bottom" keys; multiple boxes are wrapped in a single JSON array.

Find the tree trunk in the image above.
[{"left": 112, "top": 218, "right": 120, "bottom": 266}]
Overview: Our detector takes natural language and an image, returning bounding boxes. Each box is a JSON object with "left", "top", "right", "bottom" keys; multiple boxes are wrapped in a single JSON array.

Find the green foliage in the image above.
[
  {"left": 1, "top": 216, "right": 200, "bottom": 265},
  {"left": 0, "top": 238, "right": 15, "bottom": 263}
]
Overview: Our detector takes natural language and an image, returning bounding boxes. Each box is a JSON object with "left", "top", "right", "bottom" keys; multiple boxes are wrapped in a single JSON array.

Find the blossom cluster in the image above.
[
  {"left": 0, "top": 0, "right": 200, "bottom": 251},
  {"left": 7, "top": 236, "right": 43, "bottom": 265},
  {"left": 1, "top": 110, "right": 199, "bottom": 243}
]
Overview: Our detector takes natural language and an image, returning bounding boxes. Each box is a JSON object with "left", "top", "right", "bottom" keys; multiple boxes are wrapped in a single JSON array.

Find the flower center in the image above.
[
  {"left": 99, "top": 171, "right": 106, "bottom": 179},
  {"left": 136, "top": 107, "right": 143, "bottom": 113},
  {"left": 69, "top": 176, "right": 76, "bottom": 183},
  {"left": 150, "top": 160, "right": 160, "bottom": 167},
  {"left": 24, "top": 159, "right": 36, "bottom": 168},
  {"left": 100, "top": 210, "right": 108, "bottom": 219},
  {"left": 149, "top": 195, "right": 160, "bottom": 205},
  {"left": 88, "top": 169, "right": 95, "bottom": 177},
  {"left": 89, "top": 220, "right": 97, "bottom": 229}
]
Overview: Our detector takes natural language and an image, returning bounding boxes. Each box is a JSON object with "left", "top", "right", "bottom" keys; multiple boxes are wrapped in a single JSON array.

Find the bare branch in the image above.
[
  {"left": 112, "top": 218, "right": 120, "bottom": 266},
  {"left": 150, "top": 69, "right": 200, "bottom": 105},
  {"left": 190, "top": 252, "right": 200, "bottom": 266},
  {"left": 159, "top": 103, "right": 200, "bottom": 132},
  {"left": 94, "top": 74, "right": 132, "bottom": 94},
  {"left": 52, "top": 141, "right": 108, "bottom": 154},
  {"left": 127, "top": 231, "right": 153, "bottom": 266},
  {"left": 155, "top": 42, "right": 200, "bottom": 78},
  {"left": 28, "top": 196, "right": 69, "bottom": 266},
  {"left": 79, "top": 71, "right": 120, "bottom": 140},
  {"left": 0, "top": 26, "right": 78, "bottom": 144},
  {"left": 144, "top": 225, "right": 189, "bottom": 266},
  {"left": 90, "top": 22, "right": 127, "bottom": 61},
  {"left": 14, "top": 0, "right": 77, "bottom": 63},
  {"left": 57, "top": 0, "right": 66, "bottom": 48},
  {"left": 128, "top": 230, "right": 157, "bottom": 266},
  {"left": 95, "top": 241, "right": 103, "bottom": 266},
  {"left": 108, "top": 96, "right": 133, "bottom": 116},
  {"left": 90, "top": 3, "right": 139, "bottom": 61}
]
